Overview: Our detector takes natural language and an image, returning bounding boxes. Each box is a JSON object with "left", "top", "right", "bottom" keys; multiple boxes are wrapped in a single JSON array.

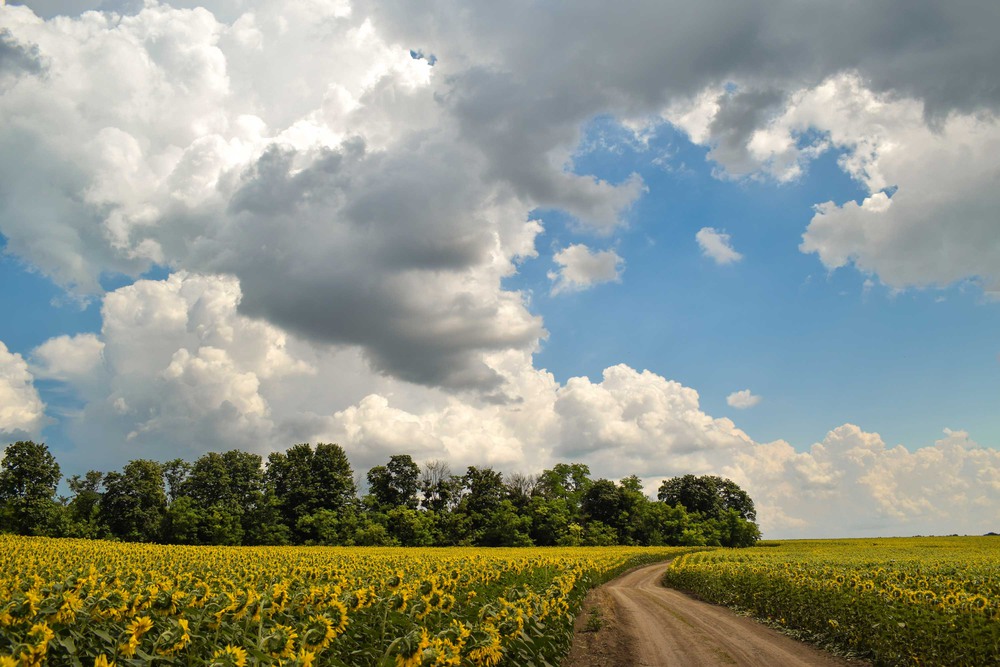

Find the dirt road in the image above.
[{"left": 562, "top": 561, "right": 866, "bottom": 667}]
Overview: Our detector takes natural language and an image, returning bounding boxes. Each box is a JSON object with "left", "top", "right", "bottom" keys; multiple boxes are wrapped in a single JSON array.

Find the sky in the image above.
[{"left": 1, "top": 0, "right": 999, "bottom": 538}]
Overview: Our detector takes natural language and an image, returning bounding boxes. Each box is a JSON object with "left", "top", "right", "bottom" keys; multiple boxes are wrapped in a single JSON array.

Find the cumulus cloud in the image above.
[
  {"left": 732, "top": 426, "right": 1000, "bottom": 537},
  {"left": 0, "top": 0, "right": 545, "bottom": 390},
  {"left": 49, "top": 273, "right": 310, "bottom": 467},
  {"left": 696, "top": 227, "right": 743, "bottom": 265},
  {"left": 548, "top": 244, "right": 624, "bottom": 294},
  {"left": 29, "top": 272, "right": 1000, "bottom": 538},
  {"left": 31, "top": 333, "right": 104, "bottom": 381},
  {"left": 726, "top": 389, "right": 761, "bottom": 409},
  {"left": 4, "top": 0, "right": 1000, "bottom": 539},
  {"left": 792, "top": 80, "right": 1000, "bottom": 292},
  {"left": 0, "top": 340, "right": 46, "bottom": 437},
  {"left": 2, "top": 0, "right": 999, "bottom": 391},
  {"left": 666, "top": 74, "right": 1000, "bottom": 292},
  {"left": 0, "top": 26, "right": 44, "bottom": 80}
]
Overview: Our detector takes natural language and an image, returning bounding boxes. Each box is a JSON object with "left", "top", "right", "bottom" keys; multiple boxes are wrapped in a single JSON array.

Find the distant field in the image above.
[
  {"left": 664, "top": 536, "right": 1000, "bottom": 666},
  {"left": 0, "top": 535, "right": 694, "bottom": 666}
]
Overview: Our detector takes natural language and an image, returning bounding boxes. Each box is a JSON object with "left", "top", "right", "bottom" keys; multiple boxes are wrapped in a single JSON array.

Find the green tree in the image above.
[
  {"left": 243, "top": 488, "right": 291, "bottom": 546},
  {"left": 535, "top": 462, "right": 591, "bottom": 529},
  {"left": 583, "top": 520, "right": 619, "bottom": 546},
  {"left": 527, "top": 495, "right": 573, "bottom": 546},
  {"left": 657, "top": 474, "right": 757, "bottom": 522},
  {"left": 419, "top": 460, "right": 461, "bottom": 512},
  {"left": 581, "top": 478, "right": 625, "bottom": 539},
  {"left": 266, "top": 443, "right": 356, "bottom": 543},
  {"left": 657, "top": 474, "right": 760, "bottom": 546},
  {"left": 161, "top": 496, "right": 201, "bottom": 544},
  {"left": 383, "top": 506, "right": 440, "bottom": 546},
  {"left": 504, "top": 472, "right": 537, "bottom": 511},
  {"left": 479, "top": 499, "right": 533, "bottom": 546},
  {"left": 536, "top": 463, "right": 591, "bottom": 500},
  {"left": 100, "top": 459, "right": 167, "bottom": 542},
  {"left": 63, "top": 470, "right": 108, "bottom": 539},
  {"left": 0, "top": 440, "right": 62, "bottom": 536},
  {"left": 451, "top": 466, "right": 507, "bottom": 545},
  {"left": 313, "top": 443, "right": 357, "bottom": 510},
  {"left": 162, "top": 458, "right": 191, "bottom": 503},
  {"left": 714, "top": 507, "right": 762, "bottom": 548},
  {"left": 367, "top": 454, "right": 420, "bottom": 509}
]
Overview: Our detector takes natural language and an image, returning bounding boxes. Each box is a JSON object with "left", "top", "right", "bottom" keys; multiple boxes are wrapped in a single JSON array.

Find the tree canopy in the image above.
[{"left": 0, "top": 440, "right": 761, "bottom": 548}]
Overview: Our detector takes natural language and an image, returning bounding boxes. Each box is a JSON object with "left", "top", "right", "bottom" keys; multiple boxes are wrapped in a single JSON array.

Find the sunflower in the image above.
[
  {"left": 125, "top": 615, "right": 154, "bottom": 640},
  {"left": 302, "top": 614, "right": 337, "bottom": 652},
  {"left": 210, "top": 645, "right": 248, "bottom": 667},
  {"left": 156, "top": 618, "right": 191, "bottom": 656},
  {"left": 392, "top": 628, "right": 431, "bottom": 667},
  {"left": 262, "top": 623, "right": 298, "bottom": 659},
  {"left": 464, "top": 627, "right": 503, "bottom": 667}
]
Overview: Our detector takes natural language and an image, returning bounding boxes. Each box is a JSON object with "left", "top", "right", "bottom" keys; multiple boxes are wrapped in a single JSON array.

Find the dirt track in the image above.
[{"left": 562, "top": 561, "right": 866, "bottom": 667}]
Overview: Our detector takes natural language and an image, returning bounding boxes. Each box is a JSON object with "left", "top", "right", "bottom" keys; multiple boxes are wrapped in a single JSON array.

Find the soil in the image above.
[{"left": 562, "top": 561, "right": 869, "bottom": 667}]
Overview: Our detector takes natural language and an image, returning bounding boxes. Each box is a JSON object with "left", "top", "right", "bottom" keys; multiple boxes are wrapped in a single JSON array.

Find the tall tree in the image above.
[
  {"left": 100, "top": 459, "right": 167, "bottom": 542},
  {"left": 367, "top": 454, "right": 420, "bottom": 509},
  {"left": 505, "top": 472, "right": 537, "bottom": 510},
  {"left": 0, "top": 440, "right": 61, "bottom": 535},
  {"left": 657, "top": 474, "right": 757, "bottom": 522},
  {"left": 536, "top": 463, "right": 592, "bottom": 500},
  {"left": 454, "top": 466, "right": 507, "bottom": 545},
  {"left": 420, "top": 460, "right": 459, "bottom": 512},
  {"left": 657, "top": 474, "right": 760, "bottom": 546},
  {"left": 162, "top": 458, "right": 191, "bottom": 503},
  {"left": 266, "top": 443, "right": 356, "bottom": 542},
  {"left": 171, "top": 451, "right": 247, "bottom": 545},
  {"left": 313, "top": 443, "right": 357, "bottom": 511},
  {"left": 64, "top": 470, "right": 107, "bottom": 538},
  {"left": 582, "top": 478, "right": 625, "bottom": 540}
]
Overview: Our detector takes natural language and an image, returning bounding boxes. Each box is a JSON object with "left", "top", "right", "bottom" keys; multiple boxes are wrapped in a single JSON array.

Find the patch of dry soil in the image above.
[{"left": 562, "top": 561, "right": 868, "bottom": 667}]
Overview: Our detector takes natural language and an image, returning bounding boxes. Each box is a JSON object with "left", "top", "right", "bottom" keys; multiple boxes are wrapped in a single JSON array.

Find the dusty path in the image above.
[{"left": 562, "top": 561, "right": 867, "bottom": 667}]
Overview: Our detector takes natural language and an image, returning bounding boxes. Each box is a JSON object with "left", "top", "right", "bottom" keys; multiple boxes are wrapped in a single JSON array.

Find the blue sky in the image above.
[
  {"left": 513, "top": 119, "right": 999, "bottom": 452},
  {"left": 1, "top": 0, "right": 999, "bottom": 537}
]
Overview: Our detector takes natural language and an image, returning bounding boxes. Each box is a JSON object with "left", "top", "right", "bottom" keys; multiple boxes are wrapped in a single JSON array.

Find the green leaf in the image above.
[{"left": 90, "top": 627, "right": 115, "bottom": 644}]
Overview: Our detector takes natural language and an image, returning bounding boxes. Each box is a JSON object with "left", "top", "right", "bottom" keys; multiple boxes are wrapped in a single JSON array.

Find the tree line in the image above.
[{"left": 0, "top": 440, "right": 761, "bottom": 548}]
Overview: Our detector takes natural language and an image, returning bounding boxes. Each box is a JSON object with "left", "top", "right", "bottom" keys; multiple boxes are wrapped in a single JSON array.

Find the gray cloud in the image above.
[
  {"left": 0, "top": 28, "right": 43, "bottom": 79},
  {"left": 705, "top": 88, "right": 787, "bottom": 178},
  {"left": 361, "top": 0, "right": 1000, "bottom": 118},
  {"left": 0, "top": 1, "right": 546, "bottom": 390},
  {"left": 211, "top": 136, "right": 544, "bottom": 390},
  {"left": 2, "top": 0, "right": 999, "bottom": 394}
]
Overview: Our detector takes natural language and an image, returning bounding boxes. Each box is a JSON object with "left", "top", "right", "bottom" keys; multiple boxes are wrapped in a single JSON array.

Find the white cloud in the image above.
[
  {"left": 2, "top": 0, "right": 999, "bottom": 390},
  {"left": 732, "top": 425, "right": 1000, "bottom": 537},
  {"left": 548, "top": 244, "right": 624, "bottom": 294},
  {"left": 0, "top": 0, "right": 546, "bottom": 389},
  {"left": 31, "top": 333, "right": 104, "bottom": 380},
  {"left": 668, "top": 74, "right": 1000, "bottom": 293},
  {"left": 0, "top": 341, "right": 46, "bottom": 437},
  {"left": 726, "top": 389, "right": 761, "bottom": 409},
  {"left": 796, "top": 89, "right": 1000, "bottom": 292},
  {"left": 31, "top": 273, "right": 1000, "bottom": 538},
  {"left": 4, "top": 1, "right": 1000, "bottom": 540},
  {"left": 49, "top": 273, "right": 317, "bottom": 466},
  {"left": 696, "top": 227, "right": 743, "bottom": 265}
]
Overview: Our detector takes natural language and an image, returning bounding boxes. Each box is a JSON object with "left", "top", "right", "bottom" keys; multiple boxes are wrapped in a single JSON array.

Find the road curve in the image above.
[{"left": 563, "top": 561, "right": 864, "bottom": 667}]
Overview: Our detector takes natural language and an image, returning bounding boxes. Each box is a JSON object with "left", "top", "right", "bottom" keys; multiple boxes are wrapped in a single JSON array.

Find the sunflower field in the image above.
[
  {"left": 0, "top": 535, "right": 694, "bottom": 666},
  {"left": 663, "top": 536, "right": 1000, "bottom": 666}
]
